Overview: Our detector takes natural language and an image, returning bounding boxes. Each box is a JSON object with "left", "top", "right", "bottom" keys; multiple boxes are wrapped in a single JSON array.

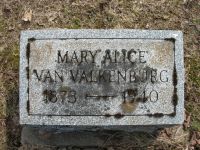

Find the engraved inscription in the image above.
[{"left": 28, "top": 39, "right": 175, "bottom": 116}]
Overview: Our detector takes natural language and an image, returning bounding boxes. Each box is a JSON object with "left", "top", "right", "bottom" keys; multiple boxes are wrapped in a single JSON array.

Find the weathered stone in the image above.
[
  {"left": 19, "top": 29, "right": 184, "bottom": 126},
  {"left": 21, "top": 126, "right": 156, "bottom": 147}
]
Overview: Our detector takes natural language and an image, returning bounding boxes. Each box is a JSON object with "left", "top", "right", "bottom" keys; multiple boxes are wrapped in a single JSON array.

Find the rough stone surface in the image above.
[
  {"left": 20, "top": 29, "right": 184, "bottom": 126},
  {"left": 21, "top": 126, "right": 156, "bottom": 147}
]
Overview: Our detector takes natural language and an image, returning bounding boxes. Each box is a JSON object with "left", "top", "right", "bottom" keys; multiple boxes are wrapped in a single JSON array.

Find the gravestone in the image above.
[{"left": 20, "top": 29, "right": 184, "bottom": 126}]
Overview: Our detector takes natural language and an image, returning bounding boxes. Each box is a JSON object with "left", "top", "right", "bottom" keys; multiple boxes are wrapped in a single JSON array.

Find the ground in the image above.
[{"left": 0, "top": 0, "right": 199, "bottom": 149}]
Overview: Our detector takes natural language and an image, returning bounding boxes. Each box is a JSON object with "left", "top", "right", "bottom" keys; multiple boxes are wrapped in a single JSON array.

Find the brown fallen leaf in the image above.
[
  {"left": 107, "top": 147, "right": 115, "bottom": 150},
  {"left": 164, "top": 128, "right": 172, "bottom": 138},
  {"left": 22, "top": 9, "right": 32, "bottom": 22},
  {"left": 8, "top": 26, "right": 15, "bottom": 31},
  {"left": 47, "top": 11, "right": 58, "bottom": 22},
  {"left": 183, "top": 112, "right": 191, "bottom": 130},
  {"left": 190, "top": 131, "right": 200, "bottom": 147},
  {"left": 191, "top": 140, "right": 197, "bottom": 146},
  {"left": 197, "top": 139, "right": 200, "bottom": 145},
  {"left": 196, "top": 25, "right": 200, "bottom": 32}
]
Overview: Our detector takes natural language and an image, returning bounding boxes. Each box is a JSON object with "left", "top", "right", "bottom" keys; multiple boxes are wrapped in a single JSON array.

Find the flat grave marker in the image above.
[{"left": 20, "top": 29, "right": 184, "bottom": 126}]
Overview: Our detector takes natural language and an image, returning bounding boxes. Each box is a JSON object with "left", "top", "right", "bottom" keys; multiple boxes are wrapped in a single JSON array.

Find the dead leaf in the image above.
[
  {"left": 196, "top": 131, "right": 200, "bottom": 138},
  {"left": 164, "top": 128, "right": 172, "bottom": 138},
  {"left": 8, "top": 26, "right": 15, "bottom": 31},
  {"left": 22, "top": 9, "right": 32, "bottom": 22},
  {"left": 191, "top": 140, "right": 197, "bottom": 146},
  {"left": 196, "top": 25, "right": 200, "bottom": 32},
  {"left": 107, "top": 147, "right": 115, "bottom": 150},
  {"left": 197, "top": 139, "right": 200, "bottom": 145},
  {"left": 163, "top": 15, "right": 169, "bottom": 20},
  {"left": 183, "top": 112, "right": 191, "bottom": 130},
  {"left": 190, "top": 131, "right": 200, "bottom": 147},
  {"left": 47, "top": 12, "right": 57, "bottom": 22}
]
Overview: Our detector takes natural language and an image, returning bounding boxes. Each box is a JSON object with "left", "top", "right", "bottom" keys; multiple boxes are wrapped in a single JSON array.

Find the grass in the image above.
[
  {"left": 0, "top": 18, "right": 5, "bottom": 33},
  {"left": 0, "top": 43, "right": 20, "bottom": 149},
  {"left": 0, "top": 120, "right": 7, "bottom": 150},
  {"left": 186, "top": 52, "right": 200, "bottom": 131},
  {"left": 0, "top": 43, "right": 19, "bottom": 119},
  {"left": 186, "top": 103, "right": 200, "bottom": 131},
  {"left": 188, "top": 54, "right": 200, "bottom": 89}
]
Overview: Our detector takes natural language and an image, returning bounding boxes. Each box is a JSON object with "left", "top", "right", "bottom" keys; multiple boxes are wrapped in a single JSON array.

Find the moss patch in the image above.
[
  {"left": 186, "top": 102, "right": 200, "bottom": 131},
  {"left": 0, "top": 43, "right": 20, "bottom": 149},
  {"left": 0, "top": 17, "right": 5, "bottom": 33},
  {"left": 0, "top": 43, "right": 19, "bottom": 117},
  {"left": 188, "top": 54, "right": 200, "bottom": 89},
  {"left": 186, "top": 52, "right": 200, "bottom": 131}
]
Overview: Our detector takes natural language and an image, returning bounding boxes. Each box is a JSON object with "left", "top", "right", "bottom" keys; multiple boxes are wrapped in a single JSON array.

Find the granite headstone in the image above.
[{"left": 20, "top": 29, "right": 184, "bottom": 126}]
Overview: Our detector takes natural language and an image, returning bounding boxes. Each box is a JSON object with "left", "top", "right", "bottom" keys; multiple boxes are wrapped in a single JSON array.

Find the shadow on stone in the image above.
[{"left": 21, "top": 126, "right": 163, "bottom": 149}]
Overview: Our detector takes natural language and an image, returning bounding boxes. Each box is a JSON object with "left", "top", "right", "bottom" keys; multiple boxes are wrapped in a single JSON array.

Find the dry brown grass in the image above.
[{"left": 0, "top": 0, "right": 199, "bottom": 149}]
